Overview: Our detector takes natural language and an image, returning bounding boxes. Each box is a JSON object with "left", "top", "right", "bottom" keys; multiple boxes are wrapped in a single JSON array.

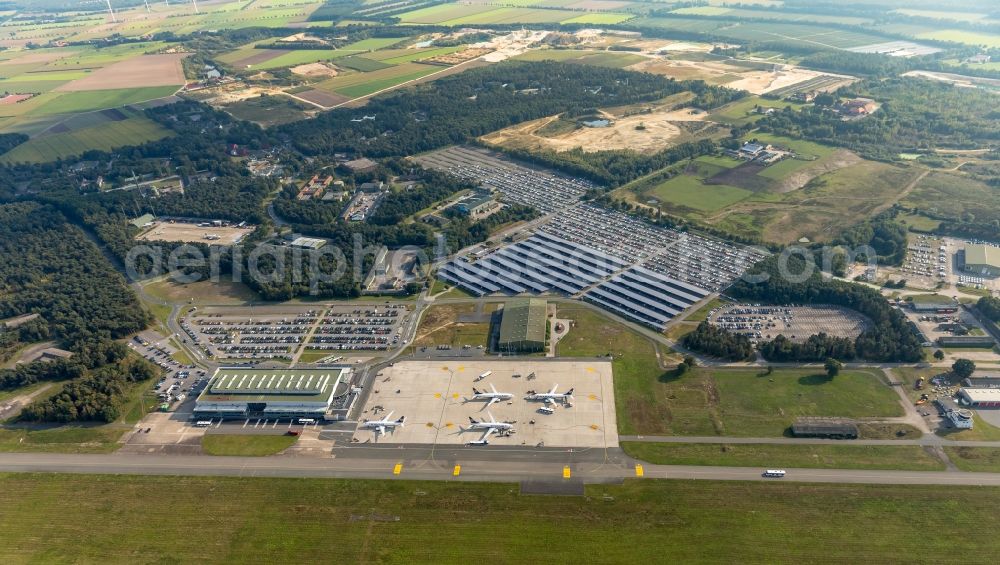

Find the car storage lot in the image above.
[
  {"left": 179, "top": 304, "right": 410, "bottom": 362},
  {"left": 352, "top": 359, "right": 617, "bottom": 448}
]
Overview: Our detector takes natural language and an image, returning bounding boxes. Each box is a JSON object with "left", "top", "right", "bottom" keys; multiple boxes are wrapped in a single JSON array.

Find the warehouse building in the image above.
[
  {"left": 454, "top": 192, "right": 499, "bottom": 216},
  {"left": 964, "top": 244, "right": 1000, "bottom": 277},
  {"left": 497, "top": 298, "right": 547, "bottom": 353},
  {"left": 193, "top": 367, "right": 350, "bottom": 420},
  {"left": 959, "top": 388, "right": 1000, "bottom": 408},
  {"left": 790, "top": 417, "right": 859, "bottom": 439}
]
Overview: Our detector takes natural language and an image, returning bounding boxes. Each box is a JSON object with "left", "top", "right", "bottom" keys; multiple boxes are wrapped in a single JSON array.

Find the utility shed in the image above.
[
  {"left": 790, "top": 417, "right": 859, "bottom": 439},
  {"left": 497, "top": 298, "right": 547, "bottom": 353}
]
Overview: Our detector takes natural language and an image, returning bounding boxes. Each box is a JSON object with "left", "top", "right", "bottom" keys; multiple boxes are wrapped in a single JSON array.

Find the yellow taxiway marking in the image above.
[
  {"left": 586, "top": 367, "right": 595, "bottom": 372},
  {"left": 445, "top": 422, "right": 454, "bottom": 428},
  {"left": 393, "top": 463, "right": 402, "bottom": 475},
  {"left": 453, "top": 465, "right": 461, "bottom": 477},
  {"left": 563, "top": 466, "right": 571, "bottom": 479},
  {"left": 441, "top": 366, "right": 449, "bottom": 372},
  {"left": 457, "top": 366, "right": 464, "bottom": 372},
  {"left": 588, "top": 394, "right": 598, "bottom": 400},
  {"left": 635, "top": 464, "right": 644, "bottom": 478},
  {"left": 434, "top": 393, "right": 442, "bottom": 398},
  {"left": 452, "top": 393, "right": 459, "bottom": 399}
]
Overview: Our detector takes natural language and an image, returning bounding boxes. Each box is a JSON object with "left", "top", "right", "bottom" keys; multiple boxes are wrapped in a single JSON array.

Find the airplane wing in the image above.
[
  {"left": 490, "top": 383, "right": 498, "bottom": 394},
  {"left": 377, "top": 425, "right": 386, "bottom": 436},
  {"left": 487, "top": 396, "right": 499, "bottom": 408},
  {"left": 384, "top": 411, "right": 393, "bottom": 421},
  {"left": 548, "top": 384, "right": 558, "bottom": 395},
  {"left": 478, "top": 427, "right": 496, "bottom": 443}
]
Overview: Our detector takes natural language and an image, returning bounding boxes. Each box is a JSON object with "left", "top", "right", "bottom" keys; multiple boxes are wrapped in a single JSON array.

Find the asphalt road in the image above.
[{"left": 5, "top": 451, "right": 1000, "bottom": 486}]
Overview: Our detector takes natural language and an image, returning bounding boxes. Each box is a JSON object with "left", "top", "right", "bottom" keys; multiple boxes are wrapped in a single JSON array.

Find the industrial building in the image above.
[
  {"left": 938, "top": 335, "right": 996, "bottom": 348},
  {"left": 959, "top": 388, "right": 1000, "bottom": 408},
  {"left": 935, "top": 397, "right": 974, "bottom": 429},
  {"left": 289, "top": 236, "right": 326, "bottom": 250},
  {"left": 193, "top": 367, "right": 350, "bottom": 420},
  {"left": 964, "top": 244, "right": 1000, "bottom": 277},
  {"left": 454, "top": 191, "right": 499, "bottom": 216},
  {"left": 790, "top": 418, "right": 859, "bottom": 439},
  {"left": 497, "top": 298, "right": 547, "bottom": 353}
]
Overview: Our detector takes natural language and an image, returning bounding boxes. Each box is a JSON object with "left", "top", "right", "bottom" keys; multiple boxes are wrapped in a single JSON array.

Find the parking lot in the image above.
[
  {"left": 414, "top": 146, "right": 596, "bottom": 214},
  {"left": 352, "top": 360, "right": 618, "bottom": 448},
  {"left": 709, "top": 304, "right": 872, "bottom": 343},
  {"left": 178, "top": 304, "right": 410, "bottom": 362}
]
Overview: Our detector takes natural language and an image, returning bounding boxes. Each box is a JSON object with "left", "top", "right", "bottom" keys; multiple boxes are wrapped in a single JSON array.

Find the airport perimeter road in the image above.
[
  {"left": 5, "top": 453, "right": 1000, "bottom": 486},
  {"left": 619, "top": 435, "right": 1000, "bottom": 448}
]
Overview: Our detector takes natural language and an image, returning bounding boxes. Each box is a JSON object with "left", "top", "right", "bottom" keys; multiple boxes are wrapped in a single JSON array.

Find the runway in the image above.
[{"left": 4, "top": 451, "right": 1000, "bottom": 486}]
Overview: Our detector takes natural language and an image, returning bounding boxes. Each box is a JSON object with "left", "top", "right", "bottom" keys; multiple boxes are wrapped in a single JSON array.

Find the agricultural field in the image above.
[
  {"left": 511, "top": 49, "right": 646, "bottom": 68},
  {"left": 6, "top": 475, "right": 1000, "bottom": 562},
  {"left": 311, "top": 62, "right": 442, "bottom": 98},
  {"left": 708, "top": 95, "right": 804, "bottom": 125},
  {"left": 917, "top": 30, "right": 1000, "bottom": 48},
  {"left": 0, "top": 114, "right": 173, "bottom": 165},
  {"left": 643, "top": 156, "right": 752, "bottom": 213},
  {"left": 223, "top": 95, "right": 314, "bottom": 126}
]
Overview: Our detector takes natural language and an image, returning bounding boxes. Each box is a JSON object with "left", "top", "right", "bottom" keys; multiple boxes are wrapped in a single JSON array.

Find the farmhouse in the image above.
[
  {"left": 497, "top": 298, "right": 547, "bottom": 353},
  {"left": 738, "top": 141, "right": 769, "bottom": 159},
  {"left": 193, "top": 367, "right": 350, "bottom": 420},
  {"left": 964, "top": 244, "right": 1000, "bottom": 277},
  {"left": 836, "top": 98, "right": 878, "bottom": 117}
]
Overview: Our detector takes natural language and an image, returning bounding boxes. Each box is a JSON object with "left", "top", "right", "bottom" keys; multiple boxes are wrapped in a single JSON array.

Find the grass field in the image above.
[
  {"left": 944, "top": 447, "right": 1000, "bottom": 472},
  {"left": 201, "top": 434, "right": 298, "bottom": 456},
  {"left": 0, "top": 117, "right": 173, "bottom": 164},
  {"left": 902, "top": 171, "right": 1000, "bottom": 225},
  {"left": 559, "top": 13, "right": 633, "bottom": 25},
  {"left": 711, "top": 369, "right": 902, "bottom": 437},
  {"left": 412, "top": 303, "right": 494, "bottom": 350},
  {"left": 646, "top": 156, "right": 751, "bottom": 213},
  {"left": 0, "top": 427, "right": 124, "bottom": 454},
  {"left": 556, "top": 304, "right": 901, "bottom": 436},
  {"left": 334, "top": 54, "right": 394, "bottom": 72},
  {"left": 224, "top": 95, "right": 312, "bottom": 126},
  {"left": 708, "top": 96, "right": 802, "bottom": 126},
  {"left": 512, "top": 49, "right": 647, "bottom": 68},
  {"left": 5, "top": 475, "right": 1000, "bottom": 561},
  {"left": 142, "top": 279, "right": 260, "bottom": 305},
  {"left": 396, "top": 3, "right": 497, "bottom": 24},
  {"left": 622, "top": 442, "right": 945, "bottom": 471},
  {"left": 314, "top": 63, "right": 441, "bottom": 98}
]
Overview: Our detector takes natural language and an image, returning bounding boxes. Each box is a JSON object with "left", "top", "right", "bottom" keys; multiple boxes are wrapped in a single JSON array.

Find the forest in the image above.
[
  {"left": 277, "top": 61, "right": 743, "bottom": 161},
  {"left": 759, "top": 78, "right": 1000, "bottom": 160},
  {"left": 681, "top": 322, "right": 755, "bottom": 361}
]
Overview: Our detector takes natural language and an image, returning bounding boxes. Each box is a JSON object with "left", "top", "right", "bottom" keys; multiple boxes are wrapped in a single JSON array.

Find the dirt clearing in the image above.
[
  {"left": 56, "top": 53, "right": 186, "bottom": 91},
  {"left": 290, "top": 62, "right": 338, "bottom": 77},
  {"left": 481, "top": 106, "right": 711, "bottom": 154},
  {"left": 137, "top": 221, "right": 253, "bottom": 246}
]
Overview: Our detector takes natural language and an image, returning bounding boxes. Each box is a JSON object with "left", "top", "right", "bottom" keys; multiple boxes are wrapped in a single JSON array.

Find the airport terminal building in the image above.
[{"left": 193, "top": 367, "right": 350, "bottom": 420}]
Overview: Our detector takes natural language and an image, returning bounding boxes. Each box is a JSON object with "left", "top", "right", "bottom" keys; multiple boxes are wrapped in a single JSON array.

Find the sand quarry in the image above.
[
  {"left": 628, "top": 58, "right": 845, "bottom": 95},
  {"left": 482, "top": 107, "right": 708, "bottom": 154}
]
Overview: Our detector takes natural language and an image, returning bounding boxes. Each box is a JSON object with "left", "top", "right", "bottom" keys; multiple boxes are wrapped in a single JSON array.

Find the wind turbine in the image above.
[{"left": 105, "top": 0, "right": 118, "bottom": 23}]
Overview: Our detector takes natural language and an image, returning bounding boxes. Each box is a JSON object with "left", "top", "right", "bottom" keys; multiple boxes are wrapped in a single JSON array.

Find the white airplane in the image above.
[
  {"left": 462, "top": 411, "right": 514, "bottom": 445},
  {"left": 526, "top": 384, "right": 574, "bottom": 405},
  {"left": 360, "top": 411, "right": 405, "bottom": 438},
  {"left": 465, "top": 383, "right": 513, "bottom": 408}
]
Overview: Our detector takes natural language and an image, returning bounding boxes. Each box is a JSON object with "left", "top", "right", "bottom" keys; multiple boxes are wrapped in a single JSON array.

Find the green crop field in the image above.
[
  {"left": 0, "top": 117, "right": 173, "bottom": 164},
  {"left": 918, "top": 29, "right": 1000, "bottom": 48},
  {"left": 6, "top": 475, "right": 1000, "bottom": 561},
  {"left": 252, "top": 49, "right": 358, "bottom": 70},
  {"left": 334, "top": 55, "right": 394, "bottom": 72},
  {"left": 709, "top": 96, "right": 802, "bottom": 125},
  {"left": 340, "top": 36, "right": 409, "bottom": 51},
  {"left": 623, "top": 442, "right": 945, "bottom": 471},
  {"left": 559, "top": 13, "right": 634, "bottom": 25},
  {"left": 32, "top": 86, "right": 179, "bottom": 116},
  {"left": 397, "top": 3, "right": 497, "bottom": 24},
  {"left": 375, "top": 46, "right": 465, "bottom": 64}
]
